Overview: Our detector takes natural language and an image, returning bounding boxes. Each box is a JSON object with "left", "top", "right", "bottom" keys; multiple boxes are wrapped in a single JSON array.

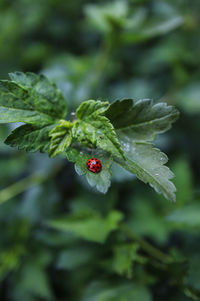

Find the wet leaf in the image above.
[{"left": 115, "top": 140, "right": 176, "bottom": 202}]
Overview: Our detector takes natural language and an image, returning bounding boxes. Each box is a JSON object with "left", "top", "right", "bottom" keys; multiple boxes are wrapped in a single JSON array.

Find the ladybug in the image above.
[{"left": 87, "top": 158, "right": 102, "bottom": 173}]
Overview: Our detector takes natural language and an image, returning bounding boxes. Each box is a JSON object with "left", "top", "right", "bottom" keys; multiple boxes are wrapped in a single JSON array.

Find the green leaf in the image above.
[
  {"left": 66, "top": 147, "right": 112, "bottom": 194},
  {"left": 127, "top": 197, "right": 170, "bottom": 244},
  {"left": 76, "top": 99, "right": 109, "bottom": 119},
  {"left": 186, "top": 256, "right": 200, "bottom": 291},
  {"left": 121, "top": 16, "right": 183, "bottom": 44},
  {"left": 18, "top": 263, "right": 52, "bottom": 299},
  {"left": 10, "top": 72, "right": 68, "bottom": 119},
  {"left": 106, "top": 99, "right": 179, "bottom": 141},
  {"left": 172, "top": 158, "right": 193, "bottom": 204},
  {"left": 111, "top": 243, "right": 139, "bottom": 278},
  {"left": 115, "top": 140, "right": 176, "bottom": 202},
  {"left": 0, "top": 72, "right": 67, "bottom": 125},
  {"left": 167, "top": 204, "right": 200, "bottom": 227},
  {"left": 0, "top": 247, "right": 24, "bottom": 281},
  {"left": 73, "top": 100, "right": 124, "bottom": 159},
  {"left": 47, "top": 210, "right": 123, "bottom": 243},
  {"left": 85, "top": 1, "right": 128, "bottom": 33},
  {"left": 5, "top": 124, "right": 54, "bottom": 153},
  {"left": 105, "top": 99, "right": 133, "bottom": 122},
  {"left": 49, "top": 120, "right": 73, "bottom": 158},
  {"left": 82, "top": 281, "right": 152, "bottom": 301},
  {"left": 56, "top": 246, "right": 96, "bottom": 270}
]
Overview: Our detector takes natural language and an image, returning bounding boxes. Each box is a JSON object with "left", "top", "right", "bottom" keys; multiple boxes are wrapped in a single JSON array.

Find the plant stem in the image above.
[
  {"left": 90, "top": 32, "right": 114, "bottom": 94},
  {"left": 0, "top": 163, "right": 63, "bottom": 205},
  {"left": 120, "top": 223, "right": 173, "bottom": 264},
  {"left": 0, "top": 173, "right": 45, "bottom": 204}
]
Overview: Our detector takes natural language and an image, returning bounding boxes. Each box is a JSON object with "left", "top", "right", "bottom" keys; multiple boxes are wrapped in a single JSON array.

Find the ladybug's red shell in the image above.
[{"left": 87, "top": 158, "right": 102, "bottom": 173}]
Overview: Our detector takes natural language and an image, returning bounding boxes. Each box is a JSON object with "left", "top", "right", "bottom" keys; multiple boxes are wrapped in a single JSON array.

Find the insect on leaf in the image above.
[{"left": 66, "top": 147, "right": 112, "bottom": 194}]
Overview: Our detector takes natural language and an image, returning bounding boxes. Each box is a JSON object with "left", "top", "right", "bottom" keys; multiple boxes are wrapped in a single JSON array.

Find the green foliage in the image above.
[
  {"left": 0, "top": 74, "right": 178, "bottom": 200},
  {"left": 172, "top": 158, "right": 193, "bottom": 203},
  {"left": 49, "top": 120, "right": 73, "bottom": 157},
  {"left": 106, "top": 99, "right": 179, "bottom": 141},
  {"left": 0, "top": 72, "right": 67, "bottom": 125},
  {"left": 127, "top": 197, "right": 170, "bottom": 244},
  {"left": 85, "top": 0, "right": 183, "bottom": 41},
  {"left": 0, "top": 0, "right": 199, "bottom": 300},
  {"left": 16, "top": 263, "right": 52, "bottom": 300},
  {"left": 187, "top": 256, "right": 200, "bottom": 292},
  {"left": 109, "top": 243, "right": 140, "bottom": 278},
  {"left": 48, "top": 210, "right": 123, "bottom": 243},
  {"left": 85, "top": 1, "right": 128, "bottom": 34},
  {"left": 167, "top": 204, "right": 200, "bottom": 227},
  {"left": 5, "top": 124, "right": 54, "bottom": 153},
  {"left": 116, "top": 142, "right": 176, "bottom": 202},
  {"left": 73, "top": 100, "right": 124, "bottom": 159},
  {"left": 82, "top": 281, "right": 152, "bottom": 301},
  {"left": 66, "top": 147, "right": 112, "bottom": 194},
  {"left": 0, "top": 246, "right": 24, "bottom": 281}
]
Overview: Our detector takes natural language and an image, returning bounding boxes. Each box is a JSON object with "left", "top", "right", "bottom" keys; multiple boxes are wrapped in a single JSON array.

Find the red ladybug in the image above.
[{"left": 87, "top": 158, "right": 102, "bottom": 173}]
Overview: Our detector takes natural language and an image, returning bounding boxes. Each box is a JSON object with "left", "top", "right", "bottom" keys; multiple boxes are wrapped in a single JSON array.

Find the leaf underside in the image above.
[
  {"left": 115, "top": 140, "right": 176, "bottom": 202},
  {"left": 106, "top": 98, "right": 179, "bottom": 141}
]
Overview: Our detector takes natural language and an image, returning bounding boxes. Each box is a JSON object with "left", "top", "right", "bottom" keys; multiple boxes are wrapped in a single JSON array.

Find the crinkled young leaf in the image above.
[
  {"left": 0, "top": 72, "right": 68, "bottom": 125},
  {"left": 105, "top": 99, "right": 179, "bottom": 141},
  {"left": 49, "top": 120, "right": 73, "bottom": 158},
  {"left": 66, "top": 147, "right": 112, "bottom": 194},
  {"left": 73, "top": 100, "right": 124, "bottom": 159},
  {"left": 5, "top": 124, "right": 54, "bottom": 153},
  {"left": 76, "top": 99, "right": 109, "bottom": 119},
  {"left": 47, "top": 210, "right": 123, "bottom": 243},
  {"left": 115, "top": 139, "right": 176, "bottom": 202}
]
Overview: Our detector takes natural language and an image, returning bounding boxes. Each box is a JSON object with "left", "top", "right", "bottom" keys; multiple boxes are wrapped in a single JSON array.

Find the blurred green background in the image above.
[{"left": 0, "top": 0, "right": 200, "bottom": 300}]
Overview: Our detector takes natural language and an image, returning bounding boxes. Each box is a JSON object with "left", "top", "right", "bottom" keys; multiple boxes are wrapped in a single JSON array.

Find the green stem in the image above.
[
  {"left": 120, "top": 223, "right": 173, "bottom": 264},
  {"left": 90, "top": 32, "right": 114, "bottom": 94},
  {"left": 0, "top": 173, "right": 45, "bottom": 204},
  {"left": 0, "top": 164, "right": 62, "bottom": 205}
]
